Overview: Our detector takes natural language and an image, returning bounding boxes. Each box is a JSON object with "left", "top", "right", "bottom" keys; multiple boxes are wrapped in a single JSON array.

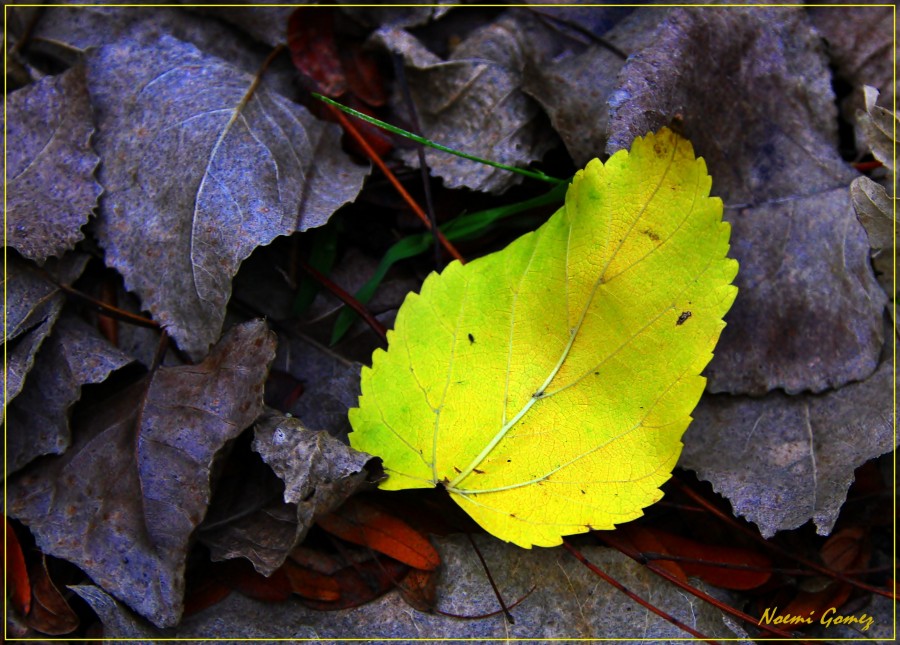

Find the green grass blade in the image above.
[{"left": 314, "top": 93, "right": 566, "bottom": 186}]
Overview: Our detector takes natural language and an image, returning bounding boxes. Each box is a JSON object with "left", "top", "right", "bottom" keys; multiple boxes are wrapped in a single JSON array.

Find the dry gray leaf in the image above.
[
  {"left": 176, "top": 535, "right": 743, "bottom": 640},
  {"left": 87, "top": 35, "right": 368, "bottom": 359},
  {"left": 16, "top": 5, "right": 298, "bottom": 98},
  {"left": 184, "top": 5, "right": 296, "bottom": 48},
  {"left": 807, "top": 5, "right": 894, "bottom": 110},
  {"left": 6, "top": 65, "right": 101, "bottom": 262},
  {"left": 2, "top": 254, "right": 88, "bottom": 414},
  {"left": 850, "top": 176, "right": 894, "bottom": 295},
  {"left": 608, "top": 7, "right": 885, "bottom": 395},
  {"left": 343, "top": 5, "right": 456, "bottom": 30},
  {"left": 519, "top": 8, "right": 665, "bottom": 167},
  {"left": 70, "top": 586, "right": 162, "bottom": 644},
  {"left": 372, "top": 16, "right": 556, "bottom": 193},
  {"left": 857, "top": 85, "right": 897, "bottom": 174},
  {"left": 682, "top": 357, "right": 895, "bottom": 538},
  {"left": 199, "top": 413, "right": 370, "bottom": 576},
  {"left": 851, "top": 176, "right": 895, "bottom": 249},
  {"left": 6, "top": 313, "right": 133, "bottom": 475},
  {"left": 8, "top": 320, "right": 276, "bottom": 628}
]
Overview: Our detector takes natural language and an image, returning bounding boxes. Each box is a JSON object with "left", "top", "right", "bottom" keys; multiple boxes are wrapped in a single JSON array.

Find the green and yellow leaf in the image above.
[{"left": 349, "top": 128, "right": 738, "bottom": 548}]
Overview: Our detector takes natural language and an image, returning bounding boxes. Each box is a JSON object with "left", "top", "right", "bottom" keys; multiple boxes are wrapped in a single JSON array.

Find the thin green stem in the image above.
[{"left": 313, "top": 93, "right": 566, "bottom": 186}]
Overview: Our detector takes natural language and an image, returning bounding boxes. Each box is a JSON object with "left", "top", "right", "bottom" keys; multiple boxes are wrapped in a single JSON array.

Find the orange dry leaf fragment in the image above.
[
  {"left": 281, "top": 560, "right": 341, "bottom": 602},
  {"left": 316, "top": 497, "right": 440, "bottom": 571},
  {"left": 6, "top": 519, "right": 31, "bottom": 616}
]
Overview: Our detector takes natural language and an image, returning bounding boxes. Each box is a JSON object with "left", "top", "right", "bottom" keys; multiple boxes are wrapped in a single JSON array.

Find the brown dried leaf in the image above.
[
  {"left": 857, "top": 85, "right": 898, "bottom": 174},
  {"left": 25, "top": 557, "right": 80, "bottom": 636},
  {"left": 6, "top": 65, "right": 101, "bottom": 262},
  {"left": 681, "top": 358, "right": 895, "bottom": 538},
  {"left": 807, "top": 5, "right": 894, "bottom": 110},
  {"left": 6, "top": 313, "right": 133, "bottom": 475},
  {"left": 87, "top": 35, "right": 368, "bottom": 359},
  {"left": 8, "top": 321, "right": 276, "bottom": 627},
  {"left": 199, "top": 414, "right": 370, "bottom": 576},
  {"left": 2, "top": 254, "right": 88, "bottom": 415},
  {"left": 519, "top": 8, "right": 664, "bottom": 167},
  {"left": 372, "top": 17, "right": 555, "bottom": 193}
]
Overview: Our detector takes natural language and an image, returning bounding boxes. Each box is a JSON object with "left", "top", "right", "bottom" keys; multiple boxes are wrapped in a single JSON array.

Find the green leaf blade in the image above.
[{"left": 350, "top": 128, "right": 738, "bottom": 548}]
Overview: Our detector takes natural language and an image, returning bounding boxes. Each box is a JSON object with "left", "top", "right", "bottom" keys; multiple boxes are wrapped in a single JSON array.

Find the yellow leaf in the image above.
[{"left": 349, "top": 128, "right": 738, "bottom": 548}]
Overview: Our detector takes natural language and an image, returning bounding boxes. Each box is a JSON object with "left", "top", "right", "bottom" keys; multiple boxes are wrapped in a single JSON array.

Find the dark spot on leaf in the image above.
[
  {"left": 581, "top": 490, "right": 586, "bottom": 495},
  {"left": 453, "top": 466, "right": 461, "bottom": 474},
  {"left": 467, "top": 333, "right": 475, "bottom": 343},
  {"left": 676, "top": 310, "right": 692, "bottom": 326},
  {"left": 641, "top": 228, "right": 660, "bottom": 242},
  {"left": 473, "top": 468, "right": 485, "bottom": 474}
]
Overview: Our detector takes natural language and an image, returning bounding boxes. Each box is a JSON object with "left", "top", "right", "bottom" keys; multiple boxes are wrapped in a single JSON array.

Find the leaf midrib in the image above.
[{"left": 446, "top": 141, "right": 680, "bottom": 491}]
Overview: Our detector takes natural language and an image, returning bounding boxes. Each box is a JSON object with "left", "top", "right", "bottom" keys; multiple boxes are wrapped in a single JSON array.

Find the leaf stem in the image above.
[{"left": 314, "top": 93, "right": 566, "bottom": 186}]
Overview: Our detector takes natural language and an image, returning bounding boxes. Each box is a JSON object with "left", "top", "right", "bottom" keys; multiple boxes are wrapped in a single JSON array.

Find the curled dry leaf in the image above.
[
  {"left": 8, "top": 320, "right": 276, "bottom": 627},
  {"left": 519, "top": 8, "right": 665, "bottom": 167},
  {"left": 856, "top": 85, "right": 898, "bottom": 174},
  {"left": 87, "top": 35, "right": 369, "bottom": 359},
  {"left": 70, "top": 586, "right": 161, "bottom": 643},
  {"left": 16, "top": 5, "right": 298, "bottom": 98},
  {"left": 682, "top": 358, "right": 895, "bottom": 538},
  {"left": 371, "top": 16, "right": 556, "bottom": 193},
  {"left": 607, "top": 6, "right": 885, "bottom": 395},
  {"left": 2, "top": 254, "right": 88, "bottom": 416},
  {"left": 6, "top": 313, "right": 133, "bottom": 475},
  {"left": 851, "top": 175, "right": 895, "bottom": 296},
  {"left": 26, "top": 557, "right": 80, "bottom": 636},
  {"left": 807, "top": 5, "right": 894, "bottom": 111},
  {"left": 199, "top": 414, "right": 371, "bottom": 576},
  {"left": 6, "top": 65, "right": 101, "bottom": 263}
]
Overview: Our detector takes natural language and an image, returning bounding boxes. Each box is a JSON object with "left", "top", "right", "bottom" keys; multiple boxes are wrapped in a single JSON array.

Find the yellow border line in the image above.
[{"left": 2, "top": 2, "right": 897, "bottom": 643}]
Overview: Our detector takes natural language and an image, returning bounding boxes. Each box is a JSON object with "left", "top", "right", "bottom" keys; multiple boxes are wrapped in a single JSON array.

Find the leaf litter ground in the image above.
[{"left": 4, "top": 3, "right": 895, "bottom": 640}]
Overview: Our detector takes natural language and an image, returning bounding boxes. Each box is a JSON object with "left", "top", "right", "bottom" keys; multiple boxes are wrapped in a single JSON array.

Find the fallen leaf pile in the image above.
[{"left": 4, "top": 3, "right": 895, "bottom": 640}]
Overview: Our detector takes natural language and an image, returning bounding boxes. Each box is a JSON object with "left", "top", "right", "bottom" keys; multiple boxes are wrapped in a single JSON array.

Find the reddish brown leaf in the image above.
[
  {"left": 6, "top": 519, "right": 31, "bottom": 616},
  {"left": 397, "top": 568, "right": 438, "bottom": 613},
  {"left": 287, "top": 8, "right": 346, "bottom": 96},
  {"left": 601, "top": 526, "right": 687, "bottom": 583},
  {"left": 316, "top": 497, "right": 440, "bottom": 571},
  {"left": 282, "top": 559, "right": 341, "bottom": 602},
  {"left": 341, "top": 44, "right": 387, "bottom": 107},
  {"left": 644, "top": 527, "right": 772, "bottom": 591},
  {"left": 219, "top": 558, "right": 293, "bottom": 604},
  {"left": 781, "top": 583, "right": 853, "bottom": 622},
  {"left": 289, "top": 544, "right": 344, "bottom": 575},
  {"left": 781, "top": 526, "right": 870, "bottom": 620},
  {"left": 820, "top": 527, "right": 867, "bottom": 573},
  {"left": 25, "top": 556, "right": 80, "bottom": 635},
  {"left": 183, "top": 575, "right": 233, "bottom": 617},
  {"left": 299, "top": 556, "right": 409, "bottom": 611}
]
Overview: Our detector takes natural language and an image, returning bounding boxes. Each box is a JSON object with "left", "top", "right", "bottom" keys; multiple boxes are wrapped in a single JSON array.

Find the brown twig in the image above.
[
  {"left": 325, "top": 103, "right": 465, "bottom": 264},
  {"left": 563, "top": 541, "right": 717, "bottom": 643},
  {"left": 672, "top": 476, "right": 897, "bottom": 600},
  {"left": 590, "top": 533, "right": 809, "bottom": 641}
]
